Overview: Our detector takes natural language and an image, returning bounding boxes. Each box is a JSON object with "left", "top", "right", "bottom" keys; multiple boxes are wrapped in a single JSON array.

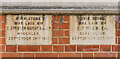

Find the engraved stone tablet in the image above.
[
  {"left": 70, "top": 15, "right": 115, "bottom": 44},
  {"left": 6, "top": 15, "right": 52, "bottom": 45}
]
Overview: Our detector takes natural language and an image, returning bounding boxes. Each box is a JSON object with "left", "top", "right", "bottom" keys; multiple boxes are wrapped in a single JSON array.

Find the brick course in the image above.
[{"left": 0, "top": 15, "right": 119, "bottom": 59}]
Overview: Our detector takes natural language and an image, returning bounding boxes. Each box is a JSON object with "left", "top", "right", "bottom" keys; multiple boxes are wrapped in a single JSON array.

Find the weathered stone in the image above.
[{"left": 6, "top": 15, "right": 52, "bottom": 45}]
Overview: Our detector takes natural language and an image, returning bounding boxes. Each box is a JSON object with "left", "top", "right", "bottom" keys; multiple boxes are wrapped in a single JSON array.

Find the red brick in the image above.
[
  {"left": 82, "top": 53, "right": 93, "bottom": 59},
  {"left": 23, "top": 53, "right": 34, "bottom": 59},
  {"left": 0, "top": 23, "right": 5, "bottom": 29},
  {"left": 77, "top": 45, "right": 99, "bottom": 51},
  {"left": 82, "top": 53, "right": 93, "bottom": 57},
  {"left": 116, "top": 30, "right": 118, "bottom": 36},
  {"left": 59, "top": 38, "right": 69, "bottom": 44},
  {"left": 118, "top": 30, "right": 120, "bottom": 36},
  {"left": 52, "top": 15, "right": 56, "bottom": 22},
  {"left": 59, "top": 23, "right": 69, "bottom": 29},
  {"left": 94, "top": 53, "right": 116, "bottom": 57},
  {"left": 0, "top": 30, "right": 5, "bottom": 37},
  {"left": 118, "top": 37, "right": 120, "bottom": 44},
  {"left": 2, "top": 53, "right": 22, "bottom": 57},
  {"left": 116, "top": 38, "right": 118, "bottom": 44},
  {"left": 119, "top": 23, "right": 120, "bottom": 29},
  {"left": 36, "top": 53, "right": 58, "bottom": 57},
  {"left": 112, "top": 45, "right": 118, "bottom": 51},
  {"left": 23, "top": 53, "right": 34, "bottom": 57},
  {"left": 0, "top": 15, "right": 5, "bottom": 21},
  {"left": 53, "top": 45, "right": 64, "bottom": 52},
  {"left": 0, "top": 45, "right": 5, "bottom": 52},
  {"left": 119, "top": 45, "right": 120, "bottom": 52},
  {"left": 65, "top": 45, "right": 76, "bottom": 52},
  {"left": 52, "top": 30, "right": 63, "bottom": 37},
  {"left": 59, "top": 53, "right": 81, "bottom": 57},
  {"left": 118, "top": 39, "right": 120, "bottom": 44},
  {"left": 56, "top": 16, "right": 63, "bottom": 22},
  {"left": 52, "top": 38, "right": 58, "bottom": 44},
  {"left": 0, "top": 38, "right": 5, "bottom": 44},
  {"left": 116, "top": 23, "right": 118, "bottom": 29},
  {"left": 18, "top": 45, "right": 40, "bottom": 52},
  {"left": 116, "top": 30, "right": 120, "bottom": 36},
  {"left": 42, "top": 45, "right": 52, "bottom": 52},
  {"left": 65, "top": 30, "right": 69, "bottom": 36},
  {"left": 100, "top": 45, "right": 111, "bottom": 51},
  {"left": 118, "top": 53, "right": 120, "bottom": 59},
  {"left": 6, "top": 45, "right": 17, "bottom": 52},
  {"left": 52, "top": 15, "right": 63, "bottom": 22},
  {"left": 0, "top": 54, "right": 1, "bottom": 59},
  {"left": 119, "top": 16, "right": 120, "bottom": 20},
  {"left": 64, "top": 15, "right": 69, "bottom": 22},
  {"left": 53, "top": 23, "right": 58, "bottom": 29}
]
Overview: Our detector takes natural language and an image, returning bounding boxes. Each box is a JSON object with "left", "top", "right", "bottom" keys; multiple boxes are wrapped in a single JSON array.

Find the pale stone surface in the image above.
[
  {"left": 70, "top": 15, "right": 115, "bottom": 44},
  {"left": 6, "top": 15, "right": 52, "bottom": 45}
]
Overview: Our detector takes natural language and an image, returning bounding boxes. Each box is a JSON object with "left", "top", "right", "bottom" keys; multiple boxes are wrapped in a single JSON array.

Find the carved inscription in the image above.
[
  {"left": 70, "top": 15, "right": 115, "bottom": 44},
  {"left": 6, "top": 15, "right": 52, "bottom": 45}
]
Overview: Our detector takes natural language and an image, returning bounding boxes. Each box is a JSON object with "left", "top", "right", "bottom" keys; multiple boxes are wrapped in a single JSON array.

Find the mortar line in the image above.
[
  {"left": 22, "top": 53, "right": 23, "bottom": 59},
  {"left": 58, "top": 52, "right": 59, "bottom": 59},
  {"left": 76, "top": 45, "right": 77, "bottom": 52},
  {"left": 52, "top": 45, "right": 53, "bottom": 52},
  {"left": 111, "top": 45, "right": 112, "bottom": 52},
  {"left": 54, "top": 22, "right": 69, "bottom": 23},
  {"left": 99, "top": 45, "right": 100, "bottom": 52},
  {"left": 17, "top": 45, "right": 18, "bottom": 52},
  {"left": 0, "top": 21, "right": 5, "bottom": 23},
  {"left": 5, "top": 43, "right": 106, "bottom": 45},
  {"left": 40, "top": 45, "right": 42, "bottom": 52},
  {"left": 5, "top": 45, "right": 6, "bottom": 52},
  {"left": 0, "top": 37, "right": 5, "bottom": 38},
  {"left": 0, "top": 29, "right": 5, "bottom": 30},
  {"left": 64, "top": 45, "right": 65, "bottom": 52},
  {"left": 63, "top": 30, "right": 65, "bottom": 36},
  {"left": 81, "top": 52, "right": 82, "bottom": 59},
  {"left": 0, "top": 51, "right": 118, "bottom": 53},
  {"left": 34, "top": 53, "right": 36, "bottom": 59},
  {"left": 58, "top": 37, "right": 59, "bottom": 44},
  {"left": 0, "top": 44, "right": 5, "bottom": 45},
  {"left": 117, "top": 36, "right": 118, "bottom": 44},
  {"left": 116, "top": 52, "right": 118, "bottom": 59}
]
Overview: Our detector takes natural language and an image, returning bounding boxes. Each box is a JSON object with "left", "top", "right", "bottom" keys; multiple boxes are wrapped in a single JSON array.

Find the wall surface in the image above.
[{"left": 0, "top": 14, "right": 119, "bottom": 59}]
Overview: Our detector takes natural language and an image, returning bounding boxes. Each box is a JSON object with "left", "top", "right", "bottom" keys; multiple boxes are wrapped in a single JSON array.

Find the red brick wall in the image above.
[{"left": 0, "top": 15, "right": 119, "bottom": 59}]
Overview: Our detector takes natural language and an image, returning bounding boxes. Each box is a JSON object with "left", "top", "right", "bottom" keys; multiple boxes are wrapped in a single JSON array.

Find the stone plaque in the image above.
[
  {"left": 70, "top": 15, "right": 115, "bottom": 44},
  {"left": 6, "top": 15, "right": 52, "bottom": 45}
]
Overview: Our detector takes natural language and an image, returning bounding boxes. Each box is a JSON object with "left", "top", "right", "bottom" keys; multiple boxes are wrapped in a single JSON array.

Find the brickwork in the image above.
[{"left": 0, "top": 15, "right": 119, "bottom": 59}]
